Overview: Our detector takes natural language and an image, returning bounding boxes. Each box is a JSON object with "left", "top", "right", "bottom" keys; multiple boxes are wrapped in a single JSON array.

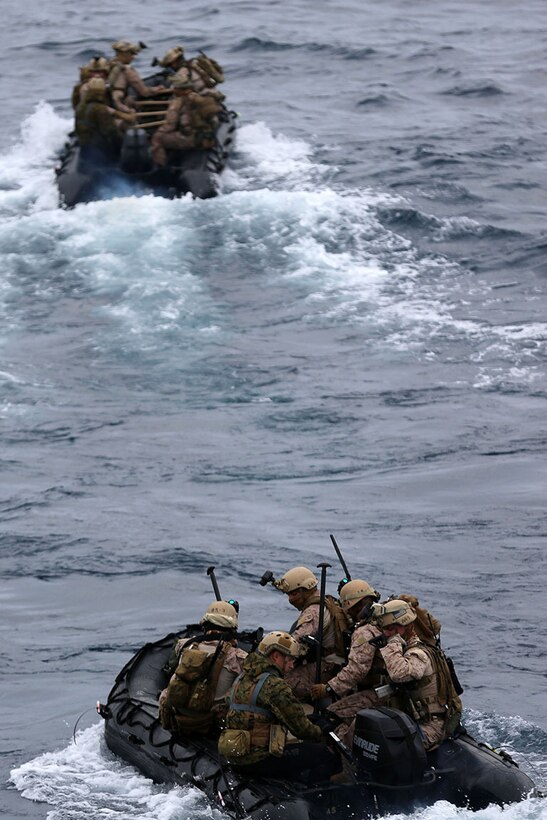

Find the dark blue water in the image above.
[{"left": 1, "top": 1, "right": 546, "bottom": 818}]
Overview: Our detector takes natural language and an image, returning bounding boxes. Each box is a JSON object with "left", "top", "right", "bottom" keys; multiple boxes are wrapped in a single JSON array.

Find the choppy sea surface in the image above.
[{"left": 0, "top": 1, "right": 546, "bottom": 818}]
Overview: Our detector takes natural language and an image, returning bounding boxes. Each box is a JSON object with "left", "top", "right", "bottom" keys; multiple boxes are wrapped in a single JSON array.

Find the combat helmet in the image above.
[
  {"left": 201, "top": 600, "right": 238, "bottom": 630},
  {"left": 277, "top": 566, "right": 318, "bottom": 593},
  {"left": 374, "top": 599, "right": 416, "bottom": 628},
  {"left": 159, "top": 46, "right": 185, "bottom": 67},
  {"left": 112, "top": 40, "right": 142, "bottom": 54},
  {"left": 339, "top": 579, "right": 380, "bottom": 611},
  {"left": 258, "top": 630, "right": 302, "bottom": 658}
]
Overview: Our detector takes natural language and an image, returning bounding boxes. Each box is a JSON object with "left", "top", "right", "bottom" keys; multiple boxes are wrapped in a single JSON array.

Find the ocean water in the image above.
[{"left": 1, "top": 1, "right": 546, "bottom": 818}]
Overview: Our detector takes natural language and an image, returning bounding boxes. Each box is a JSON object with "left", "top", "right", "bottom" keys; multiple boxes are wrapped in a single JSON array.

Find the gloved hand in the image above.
[
  {"left": 310, "top": 683, "right": 328, "bottom": 701},
  {"left": 368, "top": 634, "right": 388, "bottom": 649},
  {"left": 309, "top": 713, "right": 337, "bottom": 736}
]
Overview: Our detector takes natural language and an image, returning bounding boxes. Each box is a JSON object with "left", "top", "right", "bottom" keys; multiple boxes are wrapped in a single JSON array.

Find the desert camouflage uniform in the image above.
[
  {"left": 285, "top": 602, "right": 337, "bottom": 699},
  {"left": 326, "top": 621, "right": 382, "bottom": 721},
  {"left": 380, "top": 634, "right": 446, "bottom": 750},
  {"left": 109, "top": 61, "right": 163, "bottom": 113}
]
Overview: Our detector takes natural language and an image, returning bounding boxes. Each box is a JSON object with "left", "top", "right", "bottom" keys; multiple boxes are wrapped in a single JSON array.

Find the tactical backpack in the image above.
[
  {"left": 187, "top": 94, "right": 223, "bottom": 148},
  {"left": 306, "top": 593, "right": 351, "bottom": 658},
  {"left": 160, "top": 639, "right": 228, "bottom": 735},
  {"left": 195, "top": 53, "right": 224, "bottom": 84},
  {"left": 399, "top": 594, "right": 464, "bottom": 735}
]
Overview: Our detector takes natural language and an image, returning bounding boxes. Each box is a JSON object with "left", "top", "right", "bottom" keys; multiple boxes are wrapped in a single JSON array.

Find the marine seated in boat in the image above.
[
  {"left": 149, "top": 69, "right": 224, "bottom": 167},
  {"left": 150, "top": 45, "right": 225, "bottom": 98},
  {"left": 108, "top": 40, "right": 170, "bottom": 114},
  {"left": 71, "top": 56, "right": 111, "bottom": 109},
  {"left": 74, "top": 77, "right": 136, "bottom": 163},
  {"left": 159, "top": 600, "right": 246, "bottom": 738},
  {"left": 218, "top": 630, "right": 343, "bottom": 786}
]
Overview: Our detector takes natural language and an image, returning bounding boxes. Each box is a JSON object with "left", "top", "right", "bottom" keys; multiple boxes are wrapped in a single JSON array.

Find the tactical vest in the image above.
[
  {"left": 219, "top": 672, "right": 286, "bottom": 761},
  {"left": 160, "top": 639, "right": 228, "bottom": 736},
  {"left": 385, "top": 638, "right": 461, "bottom": 733},
  {"left": 304, "top": 593, "right": 350, "bottom": 657},
  {"left": 358, "top": 637, "right": 389, "bottom": 691}
]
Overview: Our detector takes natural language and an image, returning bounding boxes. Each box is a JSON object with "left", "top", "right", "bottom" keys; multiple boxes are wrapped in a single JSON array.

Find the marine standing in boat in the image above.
[{"left": 218, "top": 630, "right": 342, "bottom": 785}]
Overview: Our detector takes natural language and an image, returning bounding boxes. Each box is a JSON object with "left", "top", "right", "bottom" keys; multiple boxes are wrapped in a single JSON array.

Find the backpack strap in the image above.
[{"left": 228, "top": 672, "right": 273, "bottom": 716}]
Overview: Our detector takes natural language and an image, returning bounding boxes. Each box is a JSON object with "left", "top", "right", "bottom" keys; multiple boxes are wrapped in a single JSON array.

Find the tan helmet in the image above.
[
  {"left": 112, "top": 40, "right": 141, "bottom": 54},
  {"left": 201, "top": 600, "right": 238, "bottom": 630},
  {"left": 339, "top": 579, "right": 380, "bottom": 611},
  {"left": 170, "top": 68, "right": 192, "bottom": 89},
  {"left": 159, "top": 46, "right": 185, "bottom": 67},
  {"left": 86, "top": 77, "right": 107, "bottom": 98},
  {"left": 277, "top": 566, "right": 318, "bottom": 594},
  {"left": 374, "top": 599, "right": 416, "bottom": 628},
  {"left": 258, "top": 630, "right": 302, "bottom": 658},
  {"left": 87, "top": 56, "right": 110, "bottom": 74}
]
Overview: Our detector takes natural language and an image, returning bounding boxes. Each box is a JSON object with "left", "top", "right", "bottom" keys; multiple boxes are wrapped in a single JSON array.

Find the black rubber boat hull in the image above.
[
  {"left": 56, "top": 110, "right": 237, "bottom": 207},
  {"left": 100, "top": 631, "right": 537, "bottom": 820}
]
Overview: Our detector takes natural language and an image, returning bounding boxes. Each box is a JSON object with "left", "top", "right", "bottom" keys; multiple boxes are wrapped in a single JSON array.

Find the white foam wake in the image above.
[{"left": 10, "top": 722, "right": 222, "bottom": 820}]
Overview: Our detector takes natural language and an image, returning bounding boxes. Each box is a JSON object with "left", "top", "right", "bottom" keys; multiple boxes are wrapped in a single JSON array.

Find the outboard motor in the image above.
[
  {"left": 353, "top": 707, "right": 427, "bottom": 788},
  {"left": 120, "top": 128, "right": 153, "bottom": 174}
]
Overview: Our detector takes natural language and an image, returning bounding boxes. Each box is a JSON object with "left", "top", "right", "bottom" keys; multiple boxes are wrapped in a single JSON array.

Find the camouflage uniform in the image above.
[
  {"left": 326, "top": 622, "right": 382, "bottom": 722},
  {"left": 380, "top": 634, "right": 446, "bottom": 750},
  {"left": 109, "top": 61, "right": 164, "bottom": 113},
  {"left": 219, "top": 650, "right": 340, "bottom": 784},
  {"left": 150, "top": 91, "right": 220, "bottom": 165},
  {"left": 75, "top": 94, "right": 122, "bottom": 157},
  {"left": 285, "top": 601, "right": 337, "bottom": 699}
]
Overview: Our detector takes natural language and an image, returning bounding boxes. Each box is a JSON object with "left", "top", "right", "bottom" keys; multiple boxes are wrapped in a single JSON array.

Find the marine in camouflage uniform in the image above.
[
  {"left": 74, "top": 77, "right": 124, "bottom": 160},
  {"left": 159, "top": 601, "right": 246, "bottom": 737},
  {"left": 108, "top": 40, "right": 168, "bottom": 113},
  {"left": 310, "top": 579, "right": 383, "bottom": 743},
  {"left": 376, "top": 599, "right": 448, "bottom": 750},
  {"left": 276, "top": 566, "right": 339, "bottom": 700},
  {"left": 218, "top": 631, "right": 341, "bottom": 785},
  {"left": 150, "top": 69, "right": 220, "bottom": 166}
]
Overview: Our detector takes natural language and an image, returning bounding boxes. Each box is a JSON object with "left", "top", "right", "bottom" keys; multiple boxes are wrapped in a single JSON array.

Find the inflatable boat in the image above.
[
  {"left": 56, "top": 83, "right": 237, "bottom": 207},
  {"left": 98, "top": 629, "right": 537, "bottom": 820}
]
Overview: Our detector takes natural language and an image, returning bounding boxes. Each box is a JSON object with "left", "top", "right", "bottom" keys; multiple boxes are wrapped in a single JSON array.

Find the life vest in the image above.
[
  {"left": 219, "top": 671, "right": 287, "bottom": 761},
  {"left": 159, "top": 638, "right": 228, "bottom": 736}
]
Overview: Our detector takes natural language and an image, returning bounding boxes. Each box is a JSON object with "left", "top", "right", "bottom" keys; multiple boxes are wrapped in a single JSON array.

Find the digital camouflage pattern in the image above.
[{"left": 380, "top": 634, "right": 447, "bottom": 749}]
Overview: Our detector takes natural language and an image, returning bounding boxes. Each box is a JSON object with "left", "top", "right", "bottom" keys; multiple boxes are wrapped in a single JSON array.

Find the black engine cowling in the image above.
[
  {"left": 120, "top": 128, "right": 153, "bottom": 174},
  {"left": 352, "top": 707, "right": 427, "bottom": 787}
]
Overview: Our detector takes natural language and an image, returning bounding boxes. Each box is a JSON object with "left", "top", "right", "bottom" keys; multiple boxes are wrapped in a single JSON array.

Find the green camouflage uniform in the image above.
[
  {"left": 220, "top": 651, "right": 321, "bottom": 765},
  {"left": 75, "top": 98, "right": 121, "bottom": 150}
]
